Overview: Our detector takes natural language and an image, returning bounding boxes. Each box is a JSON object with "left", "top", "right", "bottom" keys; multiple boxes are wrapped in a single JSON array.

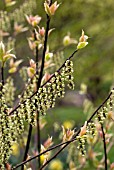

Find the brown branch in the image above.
[
  {"left": 1, "top": 65, "right": 4, "bottom": 91},
  {"left": 34, "top": 29, "right": 40, "bottom": 168},
  {"left": 21, "top": 125, "right": 32, "bottom": 170},
  {"left": 101, "top": 125, "right": 107, "bottom": 170}
]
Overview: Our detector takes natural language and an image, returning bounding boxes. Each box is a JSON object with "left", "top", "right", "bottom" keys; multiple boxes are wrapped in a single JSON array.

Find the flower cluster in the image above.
[
  {"left": 96, "top": 107, "right": 107, "bottom": 124},
  {"left": 3, "top": 77, "right": 15, "bottom": 106},
  {"left": 62, "top": 59, "right": 75, "bottom": 90},
  {"left": 86, "top": 122, "right": 97, "bottom": 144},
  {"left": 76, "top": 121, "right": 97, "bottom": 156},
  {"left": 10, "top": 59, "right": 75, "bottom": 128},
  {"left": 76, "top": 122, "right": 87, "bottom": 156},
  {"left": 0, "top": 11, "right": 11, "bottom": 33},
  {"left": 76, "top": 88, "right": 114, "bottom": 157},
  {"left": 18, "top": 80, "right": 37, "bottom": 125},
  {"left": 77, "top": 136, "right": 86, "bottom": 156},
  {"left": 96, "top": 90, "right": 114, "bottom": 124},
  {"left": 0, "top": 85, "right": 15, "bottom": 168}
]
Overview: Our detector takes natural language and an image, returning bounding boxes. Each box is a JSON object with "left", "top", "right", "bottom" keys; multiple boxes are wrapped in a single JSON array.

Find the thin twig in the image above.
[
  {"left": 1, "top": 65, "right": 4, "bottom": 89},
  {"left": 101, "top": 124, "right": 107, "bottom": 170},
  {"left": 35, "top": 10, "right": 51, "bottom": 168},
  {"left": 34, "top": 29, "right": 41, "bottom": 168},
  {"left": 21, "top": 125, "right": 32, "bottom": 170},
  {"left": 1, "top": 66, "right": 4, "bottom": 85},
  {"left": 37, "top": 15, "right": 50, "bottom": 88}
]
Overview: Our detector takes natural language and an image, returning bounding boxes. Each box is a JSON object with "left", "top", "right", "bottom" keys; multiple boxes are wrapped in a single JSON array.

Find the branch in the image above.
[
  {"left": 1, "top": 65, "right": 4, "bottom": 91},
  {"left": 21, "top": 125, "right": 32, "bottom": 170},
  {"left": 34, "top": 30, "right": 41, "bottom": 168},
  {"left": 101, "top": 124, "right": 107, "bottom": 170},
  {"left": 1, "top": 66, "right": 4, "bottom": 85},
  {"left": 37, "top": 15, "right": 50, "bottom": 87},
  {"left": 35, "top": 11, "right": 51, "bottom": 168}
]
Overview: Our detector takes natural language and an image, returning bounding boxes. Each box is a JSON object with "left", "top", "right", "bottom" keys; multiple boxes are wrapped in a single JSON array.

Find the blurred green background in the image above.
[{"left": 0, "top": 0, "right": 114, "bottom": 169}]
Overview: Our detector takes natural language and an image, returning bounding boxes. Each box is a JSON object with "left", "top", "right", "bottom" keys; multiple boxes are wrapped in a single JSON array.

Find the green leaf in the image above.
[
  {"left": 3, "top": 54, "right": 16, "bottom": 63},
  {"left": 77, "top": 42, "right": 88, "bottom": 50},
  {"left": 0, "top": 41, "right": 5, "bottom": 61}
]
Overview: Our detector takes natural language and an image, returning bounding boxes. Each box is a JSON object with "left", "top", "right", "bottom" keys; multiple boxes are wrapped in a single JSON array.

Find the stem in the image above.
[
  {"left": 21, "top": 125, "right": 32, "bottom": 170},
  {"left": 101, "top": 125, "right": 107, "bottom": 170},
  {"left": 1, "top": 65, "right": 4, "bottom": 86},
  {"left": 36, "top": 14, "right": 50, "bottom": 168},
  {"left": 34, "top": 29, "right": 41, "bottom": 168},
  {"left": 37, "top": 15, "right": 50, "bottom": 88},
  {"left": 37, "top": 111, "right": 40, "bottom": 168}
]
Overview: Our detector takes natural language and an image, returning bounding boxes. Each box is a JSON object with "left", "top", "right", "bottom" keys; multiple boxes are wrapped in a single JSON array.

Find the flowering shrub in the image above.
[{"left": 0, "top": 0, "right": 114, "bottom": 170}]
